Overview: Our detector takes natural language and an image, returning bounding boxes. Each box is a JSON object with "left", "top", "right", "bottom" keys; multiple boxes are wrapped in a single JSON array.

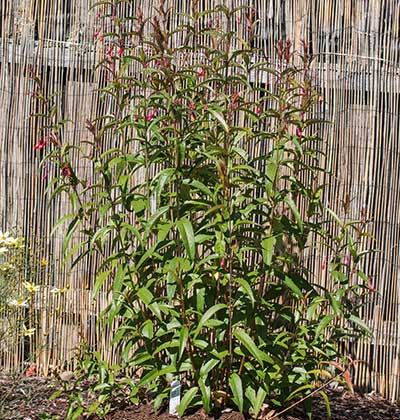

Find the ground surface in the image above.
[{"left": 1, "top": 376, "right": 400, "bottom": 419}]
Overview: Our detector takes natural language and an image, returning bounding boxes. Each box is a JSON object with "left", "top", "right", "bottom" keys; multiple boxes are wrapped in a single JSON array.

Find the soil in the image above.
[{"left": 1, "top": 376, "right": 400, "bottom": 420}]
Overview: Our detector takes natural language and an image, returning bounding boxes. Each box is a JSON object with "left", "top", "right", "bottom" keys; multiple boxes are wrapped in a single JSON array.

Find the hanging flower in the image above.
[
  {"left": 62, "top": 165, "right": 72, "bottom": 177},
  {"left": 146, "top": 111, "right": 156, "bottom": 121},
  {"left": 296, "top": 127, "right": 303, "bottom": 138},
  {"left": 220, "top": 257, "right": 226, "bottom": 268},
  {"left": 33, "top": 137, "right": 47, "bottom": 150},
  {"left": 369, "top": 277, "right": 375, "bottom": 294},
  {"left": 197, "top": 67, "right": 205, "bottom": 78},
  {"left": 255, "top": 106, "right": 261, "bottom": 116},
  {"left": 344, "top": 255, "right": 350, "bottom": 267},
  {"left": 117, "top": 46, "right": 124, "bottom": 57}
]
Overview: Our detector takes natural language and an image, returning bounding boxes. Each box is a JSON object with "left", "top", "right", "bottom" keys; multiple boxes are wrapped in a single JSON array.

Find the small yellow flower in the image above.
[
  {"left": 8, "top": 298, "right": 29, "bottom": 307},
  {"left": 0, "top": 262, "right": 13, "bottom": 272},
  {"left": 51, "top": 284, "right": 69, "bottom": 294},
  {"left": 40, "top": 259, "right": 48, "bottom": 267},
  {"left": 22, "top": 325, "right": 35, "bottom": 337},
  {"left": 0, "top": 231, "right": 18, "bottom": 246},
  {"left": 22, "top": 281, "right": 40, "bottom": 293}
]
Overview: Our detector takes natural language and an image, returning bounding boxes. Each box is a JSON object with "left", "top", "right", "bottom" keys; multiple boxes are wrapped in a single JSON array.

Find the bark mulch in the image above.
[{"left": 1, "top": 376, "right": 399, "bottom": 420}]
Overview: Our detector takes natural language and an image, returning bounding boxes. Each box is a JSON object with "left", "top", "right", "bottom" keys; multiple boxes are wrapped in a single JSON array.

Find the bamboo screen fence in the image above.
[{"left": 0, "top": 0, "right": 400, "bottom": 402}]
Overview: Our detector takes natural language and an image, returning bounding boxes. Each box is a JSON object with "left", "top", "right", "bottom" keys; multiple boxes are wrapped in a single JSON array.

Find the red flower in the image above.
[
  {"left": 117, "top": 46, "right": 124, "bottom": 57},
  {"left": 197, "top": 67, "right": 205, "bottom": 78},
  {"left": 220, "top": 257, "right": 225, "bottom": 268},
  {"left": 256, "top": 106, "right": 261, "bottom": 116},
  {"left": 369, "top": 277, "right": 375, "bottom": 294},
  {"left": 296, "top": 127, "right": 303, "bottom": 138},
  {"left": 62, "top": 165, "right": 72, "bottom": 177},
  {"left": 33, "top": 137, "right": 47, "bottom": 150},
  {"left": 344, "top": 255, "right": 350, "bottom": 267},
  {"left": 106, "top": 46, "right": 114, "bottom": 60},
  {"left": 146, "top": 111, "right": 156, "bottom": 121},
  {"left": 321, "top": 259, "right": 326, "bottom": 271}
]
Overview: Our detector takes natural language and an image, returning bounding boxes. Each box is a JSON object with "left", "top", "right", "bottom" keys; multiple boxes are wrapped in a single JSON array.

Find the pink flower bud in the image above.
[
  {"left": 62, "top": 165, "right": 72, "bottom": 177},
  {"left": 117, "top": 46, "right": 124, "bottom": 57},
  {"left": 345, "top": 255, "right": 350, "bottom": 267},
  {"left": 256, "top": 106, "right": 261, "bottom": 116},
  {"left": 146, "top": 111, "right": 156, "bottom": 121},
  {"left": 296, "top": 127, "right": 303, "bottom": 138},
  {"left": 33, "top": 137, "right": 47, "bottom": 150},
  {"left": 321, "top": 259, "right": 326, "bottom": 271},
  {"left": 220, "top": 257, "right": 225, "bottom": 268},
  {"left": 369, "top": 277, "right": 375, "bottom": 294},
  {"left": 197, "top": 67, "right": 205, "bottom": 78}
]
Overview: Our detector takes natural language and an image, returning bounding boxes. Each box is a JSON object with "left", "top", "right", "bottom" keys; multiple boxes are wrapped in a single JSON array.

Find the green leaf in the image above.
[
  {"left": 145, "top": 206, "right": 170, "bottom": 236},
  {"left": 319, "top": 390, "right": 331, "bottom": 419},
  {"left": 176, "top": 217, "right": 196, "bottom": 260},
  {"left": 246, "top": 387, "right": 267, "bottom": 418},
  {"left": 284, "top": 195, "right": 303, "bottom": 232},
  {"left": 136, "top": 369, "right": 159, "bottom": 388},
  {"left": 194, "top": 303, "right": 226, "bottom": 338},
  {"left": 179, "top": 327, "right": 189, "bottom": 360},
  {"left": 262, "top": 236, "right": 276, "bottom": 266},
  {"left": 233, "top": 329, "right": 266, "bottom": 367},
  {"left": 236, "top": 277, "right": 255, "bottom": 305},
  {"left": 199, "top": 378, "right": 211, "bottom": 414},
  {"left": 283, "top": 275, "right": 303, "bottom": 298},
  {"left": 199, "top": 358, "right": 220, "bottom": 378},
  {"left": 326, "top": 207, "right": 344, "bottom": 228},
  {"left": 93, "top": 268, "right": 112, "bottom": 297},
  {"left": 349, "top": 314, "right": 372, "bottom": 336},
  {"left": 314, "top": 314, "right": 335, "bottom": 341},
  {"left": 177, "top": 387, "right": 198, "bottom": 416},
  {"left": 229, "top": 373, "right": 243, "bottom": 412},
  {"left": 285, "top": 384, "right": 313, "bottom": 401},
  {"left": 208, "top": 109, "right": 230, "bottom": 133},
  {"left": 137, "top": 287, "right": 154, "bottom": 305}
]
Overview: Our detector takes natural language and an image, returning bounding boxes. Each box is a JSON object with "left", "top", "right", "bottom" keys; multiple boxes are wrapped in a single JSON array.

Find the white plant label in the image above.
[{"left": 169, "top": 379, "right": 181, "bottom": 416}]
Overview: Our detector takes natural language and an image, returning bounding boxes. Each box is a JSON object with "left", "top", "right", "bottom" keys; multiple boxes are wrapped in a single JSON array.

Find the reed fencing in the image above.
[{"left": 0, "top": 0, "right": 400, "bottom": 402}]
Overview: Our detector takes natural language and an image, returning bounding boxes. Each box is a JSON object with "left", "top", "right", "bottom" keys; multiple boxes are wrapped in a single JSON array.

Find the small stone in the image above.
[{"left": 59, "top": 370, "right": 74, "bottom": 381}]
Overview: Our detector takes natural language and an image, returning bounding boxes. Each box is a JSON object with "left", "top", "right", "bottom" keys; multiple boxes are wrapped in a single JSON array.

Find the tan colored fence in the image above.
[{"left": 0, "top": 0, "right": 400, "bottom": 402}]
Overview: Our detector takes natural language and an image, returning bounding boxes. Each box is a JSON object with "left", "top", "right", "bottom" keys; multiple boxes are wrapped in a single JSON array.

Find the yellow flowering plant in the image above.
[{"left": 0, "top": 231, "right": 49, "bottom": 360}]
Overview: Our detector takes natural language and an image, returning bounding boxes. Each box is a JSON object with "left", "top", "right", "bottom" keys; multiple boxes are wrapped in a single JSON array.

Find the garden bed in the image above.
[{"left": 1, "top": 376, "right": 399, "bottom": 420}]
